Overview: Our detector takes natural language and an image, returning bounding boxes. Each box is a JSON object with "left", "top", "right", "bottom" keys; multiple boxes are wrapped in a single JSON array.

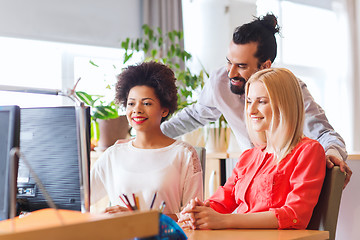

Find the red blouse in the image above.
[{"left": 208, "top": 137, "right": 326, "bottom": 229}]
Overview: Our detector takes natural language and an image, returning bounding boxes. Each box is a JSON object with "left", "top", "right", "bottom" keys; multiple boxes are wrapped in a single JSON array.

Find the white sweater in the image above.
[{"left": 91, "top": 140, "right": 203, "bottom": 214}]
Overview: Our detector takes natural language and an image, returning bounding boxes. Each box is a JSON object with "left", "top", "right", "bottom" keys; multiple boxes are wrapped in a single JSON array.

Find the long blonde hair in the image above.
[{"left": 244, "top": 68, "right": 304, "bottom": 162}]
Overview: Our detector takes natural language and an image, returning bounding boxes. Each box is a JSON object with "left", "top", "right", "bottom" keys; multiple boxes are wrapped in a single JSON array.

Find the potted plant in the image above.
[
  {"left": 76, "top": 24, "right": 207, "bottom": 150},
  {"left": 205, "top": 115, "right": 229, "bottom": 153},
  {"left": 121, "top": 24, "right": 207, "bottom": 112},
  {"left": 76, "top": 74, "right": 129, "bottom": 151}
]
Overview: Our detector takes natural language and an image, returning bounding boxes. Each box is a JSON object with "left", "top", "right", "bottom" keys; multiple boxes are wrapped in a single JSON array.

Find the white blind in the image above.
[{"left": 0, "top": 0, "right": 142, "bottom": 48}]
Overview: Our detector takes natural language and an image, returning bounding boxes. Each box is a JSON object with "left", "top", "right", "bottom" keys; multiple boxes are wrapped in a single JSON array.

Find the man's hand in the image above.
[{"left": 326, "top": 155, "right": 352, "bottom": 189}]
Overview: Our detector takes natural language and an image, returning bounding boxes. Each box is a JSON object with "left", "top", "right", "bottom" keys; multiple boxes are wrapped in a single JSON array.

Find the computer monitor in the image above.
[
  {"left": 0, "top": 105, "right": 20, "bottom": 220},
  {"left": 16, "top": 106, "right": 90, "bottom": 213}
]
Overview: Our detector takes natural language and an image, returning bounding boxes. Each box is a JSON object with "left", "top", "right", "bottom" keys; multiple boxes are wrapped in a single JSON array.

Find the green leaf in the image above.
[
  {"left": 121, "top": 41, "right": 127, "bottom": 50},
  {"left": 168, "top": 32, "right": 174, "bottom": 42},
  {"left": 175, "top": 47, "right": 181, "bottom": 56},
  {"left": 89, "top": 60, "right": 99, "bottom": 67},
  {"left": 170, "top": 44, "right": 175, "bottom": 56},
  {"left": 123, "top": 52, "right": 134, "bottom": 64},
  {"left": 144, "top": 40, "right": 149, "bottom": 53},
  {"left": 90, "top": 119, "right": 99, "bottom": 141},
  {"left": 76, "top": 91, "right": 95, "bottom": 106},
  {"left": 152, "top": 36, "right": 157, "bottom": 43},
  {"left": 184, "top": 52, "right": 192, "bottom": 61},
  {"left": 135, "top": 39, "right": 140, "bottom": 51},
  {"left": 148, "top": 28, "right": 154, "bottom": 40},
  {"left": 93, "top": 106, "right": 119, "bottom": 120},
  {"left": 121, "top": 38, "right": 130, "bottom": 50},
  {"left": 143, "top": 24, "right": 150, "bottom": 35},
  {"left": 158, "top": 37, "right": 163, "bottom": 47},
  {"left": 151, "top": 49, "right": 157, "bottom": 58}
]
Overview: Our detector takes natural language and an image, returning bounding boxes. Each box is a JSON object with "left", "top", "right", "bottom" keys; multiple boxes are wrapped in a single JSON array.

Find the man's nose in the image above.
[{"left": 228, "top": 65, "right": 239, "bottom": 79}]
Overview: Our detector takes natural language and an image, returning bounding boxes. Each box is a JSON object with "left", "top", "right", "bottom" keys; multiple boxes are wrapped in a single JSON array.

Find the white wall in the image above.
[
  {"left": 354, "top": 0, "right": 360, "bottom": 151},
  {"left": 336, "top": 159, "right": 360, "bottom": 240},
  {"left": 0, "top": 0, "right": 142, "bottom": 48},
  {"left": 182, "top": 0, "right": 256, "bottom": 75}
]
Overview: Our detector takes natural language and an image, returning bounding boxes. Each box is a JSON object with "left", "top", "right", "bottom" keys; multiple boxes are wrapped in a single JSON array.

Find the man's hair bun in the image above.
[{"left": 260, "top": 13, "right": 280, "bottom": 35}]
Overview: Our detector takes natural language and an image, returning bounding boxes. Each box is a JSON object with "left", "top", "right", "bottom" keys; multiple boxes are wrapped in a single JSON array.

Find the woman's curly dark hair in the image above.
[{"left": 115, "top": 61, "right": 178, "bottom": 122}]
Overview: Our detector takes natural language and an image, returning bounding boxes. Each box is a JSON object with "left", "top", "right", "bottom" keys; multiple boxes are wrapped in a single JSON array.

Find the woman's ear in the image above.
[
  {"left": 162, "top": 108, "right": 169, "bottom": 118},
  {"left": 260, "top": 60, "right": 272, "bottom": 70}
]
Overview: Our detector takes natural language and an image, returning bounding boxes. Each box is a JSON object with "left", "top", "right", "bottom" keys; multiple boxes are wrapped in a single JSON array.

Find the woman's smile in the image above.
[{"left": 132, "top": 116, "right": 148, "bottom": 124}]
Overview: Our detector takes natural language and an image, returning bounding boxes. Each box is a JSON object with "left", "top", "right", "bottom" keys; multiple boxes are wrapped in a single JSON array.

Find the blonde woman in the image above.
[{"left": 178, "top": 68, "right": 326, "bottom": 229}]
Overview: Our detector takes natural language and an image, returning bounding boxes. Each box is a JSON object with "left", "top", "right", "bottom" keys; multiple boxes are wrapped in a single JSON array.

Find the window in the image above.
[
  {"left": 0, "top": 37, "right": 63, "bottom": 107},
  {"left": 0, "top": 37, "right": 143, "bottom": 111},
  {"left": 257, "top": 0, "right": 353, "bottom": 151}
]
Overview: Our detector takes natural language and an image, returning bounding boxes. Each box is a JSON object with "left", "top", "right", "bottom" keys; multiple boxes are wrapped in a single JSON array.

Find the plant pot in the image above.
[
  {"left": 96, "top": 116, "right": 130, "bottom": 152},
  {"left": 205, "top": 126, "right": 230, "bottom": 153}
]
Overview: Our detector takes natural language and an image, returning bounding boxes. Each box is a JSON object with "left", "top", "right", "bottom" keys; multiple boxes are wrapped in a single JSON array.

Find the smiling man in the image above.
[{"left": 161, "top": 13, "right": 352, "bottom": 187}]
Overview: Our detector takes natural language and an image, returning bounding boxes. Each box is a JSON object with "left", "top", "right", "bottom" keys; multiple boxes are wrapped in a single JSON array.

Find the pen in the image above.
[
  {"left": 119, "top": 195, "right": 133, "bottom": 211},
  {"left": 135, "top": 196, "right": 140, "bottom": 210},
  {"left": 159, "top": 201, "right": 166, "bottom": 213},
  {"left": 132, "top": 193, "right": 138, "bottom": 210},
  {"left": 150, "top": 191, "right": 157, "bottom": 209},
  {"left": 123, "top": 194, "right": 135, "bottom": 210}
]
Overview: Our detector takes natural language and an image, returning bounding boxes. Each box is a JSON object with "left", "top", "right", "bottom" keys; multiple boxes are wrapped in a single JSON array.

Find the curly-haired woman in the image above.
[{"left": 91, "top": 61, "right": 203, "bottom": 221}]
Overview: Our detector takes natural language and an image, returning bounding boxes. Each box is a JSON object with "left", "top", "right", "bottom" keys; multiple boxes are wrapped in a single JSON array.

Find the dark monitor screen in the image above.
[
  {"left": 16, "top": 106, "right": 90, "bottom": 213},
  {"left": 0, "top": 105, "right": 20, "bottom": 220}
]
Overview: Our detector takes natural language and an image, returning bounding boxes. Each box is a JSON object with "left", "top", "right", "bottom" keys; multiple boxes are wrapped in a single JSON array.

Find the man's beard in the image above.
[{"left": 229, "top": 77, "right": 246, "bottom": 95}]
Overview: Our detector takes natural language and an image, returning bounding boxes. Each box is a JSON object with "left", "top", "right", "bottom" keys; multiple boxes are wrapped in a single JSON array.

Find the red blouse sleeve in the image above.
[
  {"left": 207, "top": 150, "right": 253, "bottom": 213},
  {"left": 270, "top": 140, "right": 326, "bottom": 229}
]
